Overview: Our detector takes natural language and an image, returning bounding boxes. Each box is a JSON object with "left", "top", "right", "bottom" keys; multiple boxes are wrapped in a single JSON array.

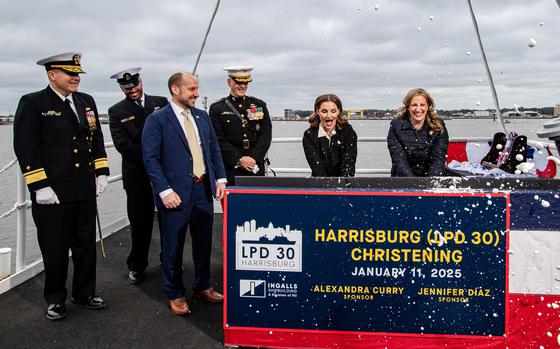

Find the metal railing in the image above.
[
  {"left": 268, "top": 136, "right": 557, "bottom": 175},
  {"left": 0, "top": 136, "right": 557, "bottom": 293},
  {"left": 0, "top": 142, "right": 124, "bottom": 293}
]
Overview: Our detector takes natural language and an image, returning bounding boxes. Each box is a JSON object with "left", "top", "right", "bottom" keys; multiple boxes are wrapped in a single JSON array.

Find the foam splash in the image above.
[{"left": 516, "top": 162, "right": 534, "bottom": 174}]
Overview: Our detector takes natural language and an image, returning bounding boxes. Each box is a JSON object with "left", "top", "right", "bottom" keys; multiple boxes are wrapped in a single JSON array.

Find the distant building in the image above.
[
  {"left": 284, "top": 109, "right": 307, "bottom": 120},
  {"left": 504, "top": 111, "right": 521, "bottom": 117},
  {"left": 554, "top": 104, "right": 560, "bottom": 117},
  {"left": 523, "top": 110, "right": 540, "bottom": 118},
  {"left": 0, "top": 115, "right": 14, "bottom": 125},
  {"left": 284, "top": 109, "right": 296, "bottom": 119}
]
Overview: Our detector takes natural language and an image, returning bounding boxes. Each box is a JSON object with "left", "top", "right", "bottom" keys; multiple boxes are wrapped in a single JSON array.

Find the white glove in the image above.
[
  {"left": 35, "top": 186, "right": 60, "bottom": 205},
  {"left": 96, "top": 175, "right": 108, "bottom": 196}
]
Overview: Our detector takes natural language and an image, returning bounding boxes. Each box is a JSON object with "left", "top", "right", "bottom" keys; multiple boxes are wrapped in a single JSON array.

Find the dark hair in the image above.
[
  {"left": 308, "top": 93, "right": 348, "bottom": 129},
  {"left": 395, "top": 88, "right": 444, "bottom": 133},
  {"left": 168, "top": 72, "right": 183, "bottom": 95}
]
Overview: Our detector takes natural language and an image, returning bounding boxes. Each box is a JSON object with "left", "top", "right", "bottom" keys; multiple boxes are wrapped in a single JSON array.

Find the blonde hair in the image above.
[{"left": 395, "top": 88, "right": 444, "bottom": 133}]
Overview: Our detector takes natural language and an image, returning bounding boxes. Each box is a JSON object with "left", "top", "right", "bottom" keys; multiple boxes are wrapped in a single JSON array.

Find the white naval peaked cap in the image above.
[
  {"left": 224, "top": 66, "right": 254, "bottom": 83},
  {"left": 110, "top": 67, "right": 142, "bottom": 89},
  {"left": 36, "top": 52, "right": 85, "bottom": 74}
]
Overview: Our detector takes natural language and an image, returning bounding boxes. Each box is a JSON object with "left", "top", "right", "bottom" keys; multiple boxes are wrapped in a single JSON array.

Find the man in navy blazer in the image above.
[{"left": 142, "top": 72, "right": 226, "bottom": 315}]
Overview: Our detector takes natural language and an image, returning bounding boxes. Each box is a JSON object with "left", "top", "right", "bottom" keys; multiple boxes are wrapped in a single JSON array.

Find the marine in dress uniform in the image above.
[
  {"left": 108, "top": 67, "right": 168, "bottom": 285},
  {"left": 12, "top": 52, "right": 110, "bottom": 320},
  {"left": 209, "top": 66, "right": 272, "bottom": 185}
]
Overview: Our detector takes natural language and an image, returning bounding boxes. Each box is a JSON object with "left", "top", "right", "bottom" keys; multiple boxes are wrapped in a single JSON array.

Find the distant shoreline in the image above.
[
  {"left": 0, "top": 115, "right": 556, "bottom": 125},
  {"left": 272, "top": 115, "right": 556, "bottom": 121}
]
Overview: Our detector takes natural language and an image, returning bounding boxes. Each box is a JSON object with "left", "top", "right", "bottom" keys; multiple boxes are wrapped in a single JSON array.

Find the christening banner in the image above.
[{"left": 223, "top": 188, "right": 509, "bottom": 346}]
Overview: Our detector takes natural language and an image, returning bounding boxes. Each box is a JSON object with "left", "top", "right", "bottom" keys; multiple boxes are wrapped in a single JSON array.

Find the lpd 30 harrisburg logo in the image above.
[{"left": 235, "top": 220, "right": 302, "bottom": 272}]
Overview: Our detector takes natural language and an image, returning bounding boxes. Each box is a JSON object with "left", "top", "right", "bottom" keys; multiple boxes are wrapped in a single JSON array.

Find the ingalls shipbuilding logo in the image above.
[
  {"left": 240, "top": 279, "right": 299, "bottom": 299},
  {"left": 239, "top": 279, "right": 266, "bottom": 298},
  {"left": 235, "top": 220, "right": 302, "bottom": 272}
]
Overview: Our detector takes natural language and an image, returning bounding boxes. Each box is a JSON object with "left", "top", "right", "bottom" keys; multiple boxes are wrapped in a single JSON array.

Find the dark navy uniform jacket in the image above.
[
  {"left": 13, "top": 86, "right": 110, "bottom": 202},
  {"left": 108, "top": 95, "right": 168, "bottom": 190},
  {"left": 387, "top": 117, "right": 449, "bottom": 177},
  {"left": 209, "top": 94, "right": 272, "bottom": 183},
  {"left": 302, "top": 123, "right": 358, "bottom": 177}
]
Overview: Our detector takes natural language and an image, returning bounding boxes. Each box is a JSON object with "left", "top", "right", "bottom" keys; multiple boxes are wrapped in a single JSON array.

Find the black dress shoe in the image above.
[
  {"left": 71, "top": 296, "right": 107, "bottom": 309},
  {"left": 128, "top": 271, "right": 145, "bottom": 285},
  {"left": 46, "top": 303, "right": 67, "bottom": 321}
]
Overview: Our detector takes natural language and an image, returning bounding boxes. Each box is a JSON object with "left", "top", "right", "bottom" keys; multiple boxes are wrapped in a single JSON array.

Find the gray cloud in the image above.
[{"left": 0, "top": 0, "right": 558, "bottom": 115}]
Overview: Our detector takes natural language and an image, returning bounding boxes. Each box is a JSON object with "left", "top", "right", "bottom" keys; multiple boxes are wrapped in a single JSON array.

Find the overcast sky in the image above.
[{"left": 0, "top": 0, "right": 559, "bottom": 116}]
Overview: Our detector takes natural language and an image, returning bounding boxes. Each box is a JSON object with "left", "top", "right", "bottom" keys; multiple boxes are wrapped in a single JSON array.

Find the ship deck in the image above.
[
  {"left": 0, "top": 215, "right": 225, "bottom": 348},
  {"left": 3, "top": 177, "right": 560, "bottom": 348}
]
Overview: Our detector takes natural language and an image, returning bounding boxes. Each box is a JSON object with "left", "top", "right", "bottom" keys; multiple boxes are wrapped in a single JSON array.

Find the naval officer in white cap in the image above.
[
  {"left": 13, "top": 52, "right": 110, "bottom": 320},
  {"left": 108, "top": 67, "right": 168, "bottom": 285},
  {"left": 209, "top": 66, "right": 272, "bottom": 185}
]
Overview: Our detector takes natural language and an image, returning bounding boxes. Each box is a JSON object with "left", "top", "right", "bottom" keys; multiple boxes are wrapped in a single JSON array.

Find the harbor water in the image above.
[{"left": 0, "top": 118, "right": 551, "bottom": 269}]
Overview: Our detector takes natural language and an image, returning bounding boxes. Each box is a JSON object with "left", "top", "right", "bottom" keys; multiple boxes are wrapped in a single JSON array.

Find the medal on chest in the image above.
[{"left": 85, "top": 108, "right": 97, "bottom": 131}]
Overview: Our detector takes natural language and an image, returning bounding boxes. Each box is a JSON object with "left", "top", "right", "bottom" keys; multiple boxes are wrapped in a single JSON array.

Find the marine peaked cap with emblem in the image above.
[
  {"left": 36, "top": 52, "right": 85, "bottom": 74},
  {"left": 224, "top": 66, "right": 254, "bottom": 83},
  {"left": 110, "top": 67, "right": 142, "bottom": 89}
]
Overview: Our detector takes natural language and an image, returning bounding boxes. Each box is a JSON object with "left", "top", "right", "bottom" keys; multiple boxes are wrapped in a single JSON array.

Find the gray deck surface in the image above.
[{"left": 0, "top": 215, "right": 228, "bottom": 348}]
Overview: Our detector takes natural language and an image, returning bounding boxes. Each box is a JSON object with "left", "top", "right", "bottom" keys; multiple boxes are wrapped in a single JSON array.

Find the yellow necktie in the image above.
[{"left": 181, "top": 110, "right": 205, "bottom": 177}]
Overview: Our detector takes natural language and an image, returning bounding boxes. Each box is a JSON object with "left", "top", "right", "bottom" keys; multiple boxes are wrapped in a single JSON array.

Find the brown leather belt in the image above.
[{"left": 193, "top": 175, "right": 205, "bottom": 183}]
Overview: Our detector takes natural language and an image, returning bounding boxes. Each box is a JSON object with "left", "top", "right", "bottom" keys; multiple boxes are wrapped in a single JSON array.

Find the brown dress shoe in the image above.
[
  {"left": 193, "top": 288, "right": 223, "bottom": 303},
  {"left": 168, "top": 297, "right": 191, "bottom": 315}
]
